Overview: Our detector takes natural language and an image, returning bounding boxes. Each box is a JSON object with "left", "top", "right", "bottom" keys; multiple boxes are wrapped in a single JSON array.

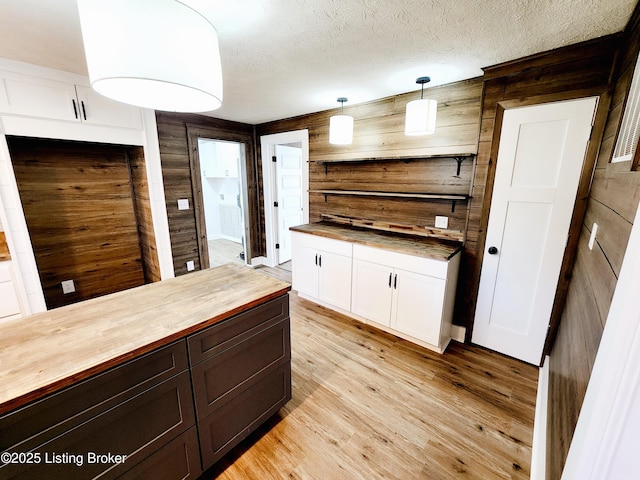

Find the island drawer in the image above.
[
  {"left": 198, "top": 362, "right": 291, "bottom": 467},
  {"left": 1, "top": 339, "right": 189, "bottom": 454},
  {"left": 0, "top": 370, "right": 196, "bottom": 480},
  {"left": 191, "top": 317, "right": 291, "bottom": 419},
  {"left": 116, "top": 426, "right": 202, "bottom": 480},
  {"left": 187, "top": 294, "right": 289, "bottom": 365}
]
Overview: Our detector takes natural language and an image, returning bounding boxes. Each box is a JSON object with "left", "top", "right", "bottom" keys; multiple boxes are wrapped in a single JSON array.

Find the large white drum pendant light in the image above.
[
  {"left": 76, "top": 0, "right": 223, "bottom": 113},
  {"left": 405, "top": 77, "right": 437, "bottom": 136}
]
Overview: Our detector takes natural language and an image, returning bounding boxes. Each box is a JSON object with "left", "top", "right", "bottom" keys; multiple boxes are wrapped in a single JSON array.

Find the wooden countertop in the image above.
[
  {"left": 290, "top": 222, "right": 463, "bottom": 261},
  {"left": 0, "top": 264, "right": 290, "bottom": 415},
  {"left": 0, "top": 232, "right": 9, "bottom": 261}
]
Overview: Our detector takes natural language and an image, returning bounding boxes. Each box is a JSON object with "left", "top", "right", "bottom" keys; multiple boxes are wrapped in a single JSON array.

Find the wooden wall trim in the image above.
[{"left": 186, "top": 124, "right": 210, "bottom": 270}]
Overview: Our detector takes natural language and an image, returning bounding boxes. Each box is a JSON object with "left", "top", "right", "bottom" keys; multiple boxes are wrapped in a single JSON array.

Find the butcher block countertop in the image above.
[
  {"left": 290, "top": 221, "right": 463, "bottom": 261},
  {"left": 0, "top": 264, "right": 290, "bottom": 415}
]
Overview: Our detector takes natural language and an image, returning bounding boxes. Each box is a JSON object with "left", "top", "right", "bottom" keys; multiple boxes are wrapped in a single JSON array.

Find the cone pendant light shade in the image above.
[
  {"left": 77, "top": 0, "right": 223, "bottom": 113},
  {"left": 405, "top": 77, "right": 437, "bottom": 136},
  {"left": 329, "top": 97, "right": 354, "bottom": 145}
]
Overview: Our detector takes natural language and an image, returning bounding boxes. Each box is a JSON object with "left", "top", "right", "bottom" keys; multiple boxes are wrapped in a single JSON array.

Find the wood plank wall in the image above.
[
  {"left": 308, "top": 157, "right": 473, "bottom": 233},
  {"left": 8, "top": 137, "right": 146, "bottom": 309},
  {"left": 547, "top": 6, "right": 640, "bottom": 478},
  {"left": 127, "top": 146, "right": 161, "bottom": 283},
  {"left": 256, "top": 79, "right": 482, "bottom": 324},
  {"left": 154, "top": 112, "right": 259, "bottom": 275}
]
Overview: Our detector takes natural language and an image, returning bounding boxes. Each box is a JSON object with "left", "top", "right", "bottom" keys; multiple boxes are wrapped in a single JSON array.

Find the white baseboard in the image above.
[
  {"left": 250, "top": 256, "right": 269, "bottom": 267},
  {"left": 531, "top": 355, "right": 549, "bottom": 480},
  {"left": 450, "top": 325, "right": 466, "bottom": 343}
]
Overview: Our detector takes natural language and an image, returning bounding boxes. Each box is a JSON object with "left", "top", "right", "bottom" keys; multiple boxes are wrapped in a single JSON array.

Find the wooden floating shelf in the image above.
[
  {"left": 309, "top": 189, "right": 470, "bottom": 212},
  {"left": 312, "top": 153, "right": 476, "bottom": 164},
  {"left": 313, "top": 153, "right": 476, "bottom": 176},
  {"left": 309, "top": 189, "right": 470, "bottom": 201}
]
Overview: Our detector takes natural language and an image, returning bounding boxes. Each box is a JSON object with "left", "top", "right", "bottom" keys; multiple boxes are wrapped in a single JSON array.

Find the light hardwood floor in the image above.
[
  {"left": 204, "top": 267, "right": 538, "bottom": 479},
  {"left": 209, "top": 238, "right": 245, "bottom": 267}
]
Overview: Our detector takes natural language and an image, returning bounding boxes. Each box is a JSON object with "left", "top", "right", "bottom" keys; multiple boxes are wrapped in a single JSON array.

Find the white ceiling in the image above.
[{"left": 0, "top": 0, "right": 636, "bottom": 124}]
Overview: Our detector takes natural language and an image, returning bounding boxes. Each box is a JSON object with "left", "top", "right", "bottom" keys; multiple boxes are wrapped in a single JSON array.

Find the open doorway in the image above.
[
  {"left": 187, "top": 124, "right": 252, "bottom": 270},
  {"left": 260, "top": 130, "right": 310, "bottom": 268},
  {"left": 198, "top": 138, "right": 247, "bottom": 267}
]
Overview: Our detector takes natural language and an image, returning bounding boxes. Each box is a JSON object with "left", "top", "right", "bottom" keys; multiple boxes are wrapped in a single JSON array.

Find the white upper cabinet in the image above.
[{"left": 0, "top": 71, "right": 142, "bottom": 129}]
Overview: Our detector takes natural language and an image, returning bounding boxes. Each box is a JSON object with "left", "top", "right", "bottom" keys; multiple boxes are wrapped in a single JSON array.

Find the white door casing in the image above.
[
  {"left": 275, "top": 144, "right": 303, "bottom": 264},
  {"left": 472, "top": 97, "right": 597, "bottom": 364},
  {"left": 260, "top": 130, "right": 309, "bottom": 267}
]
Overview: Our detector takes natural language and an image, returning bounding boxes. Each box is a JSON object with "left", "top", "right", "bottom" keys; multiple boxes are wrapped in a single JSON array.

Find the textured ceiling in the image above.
[{"left": 0, "top": 0, "right": 636, "bottom": 124}]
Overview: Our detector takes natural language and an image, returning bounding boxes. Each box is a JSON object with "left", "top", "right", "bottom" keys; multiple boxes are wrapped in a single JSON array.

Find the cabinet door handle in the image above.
[
  {"left": 318, "top": 255, "right": 322, "bottom": 267},
  {"left": 72, "top": 99, "right": 78, "bottom": 119},
  {"left": 388, "top": 272, "right": 392, "bottom": 287},
  {"left": 393, "top": 274, "right": 397, "bottom": 289},
  {"left": 81, "top": 101, "right": 87, "bottom": 120},
  {"left": 315, "top": 254, "right": 318, "bottom": 266}
]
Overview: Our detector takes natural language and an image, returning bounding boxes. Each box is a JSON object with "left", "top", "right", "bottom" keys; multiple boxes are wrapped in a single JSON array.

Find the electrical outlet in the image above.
[
  {"left": 61, "top": 280, "right": 75, "bottom": 294},
  {"left": 435, "top": 216, "right": 449, "bottom": 229},
  {"left": 588, "top": 223, "right": 598, "bottom": 250},
  {"left": 186, "top": 260, "right": 195, "bottom": 271},
  {"left": 177, "top": 198, "right": 189, "bottom": 210}
]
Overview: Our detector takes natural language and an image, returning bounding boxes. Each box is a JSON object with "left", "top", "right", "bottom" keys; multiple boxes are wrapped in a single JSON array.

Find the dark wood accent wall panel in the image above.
[
  {"left": 127, "top": 146, "right": 161, "bottom": 283},
  {"left": 257, "top": 78, "right": 482, "bottom": 163},
  {"left": 308, "top": 157, "right": 473, "bottom": 232},
  {"left": 9, "top": 137, "right": 146, "bottom": 309},
  {"left": 547, "top": 9, "right": 640, "bottom": 479},
  {"left": 155, "top": 112, "right": 259, "bottom": 275}
]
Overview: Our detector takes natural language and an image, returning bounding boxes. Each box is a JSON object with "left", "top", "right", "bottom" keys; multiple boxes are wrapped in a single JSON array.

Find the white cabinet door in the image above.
[
  {"left": 351, "top": 259, "right": 393, "bottom": 326},
  {"left": 0, "top": 71, "right": 79, "bottom": 121},
  {"left": 292, "top": 242, "right": 318, "bottom": 298},
  {"left": 0, "top": 72, "right": 142, "bottom": 129},
  {"left": 391, "top": 268, "right": 445, "bottom": 345},
  {"left": 317, "top": 251, "right": 352, "bottom": 311},
  {"left": 75, "top": 86, "right": 142, "bottom": 129}
]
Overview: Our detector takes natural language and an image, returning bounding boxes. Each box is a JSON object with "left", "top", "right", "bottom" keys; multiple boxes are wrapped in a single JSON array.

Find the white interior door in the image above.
[
  {"left": 275, "top": 144, "right": 303, "bottom": 264},
  {"left": 472, "top": 97, "right": 596, "bottom": 364}
]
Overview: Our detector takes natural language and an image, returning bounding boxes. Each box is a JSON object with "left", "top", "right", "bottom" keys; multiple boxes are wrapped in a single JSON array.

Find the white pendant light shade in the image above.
[
  {"left": 405, "top": 98, "right": 438, "bottom": 136},
  {"left": 76, "top": 0, "right": 223, "bottom": 113},
  {"left": 330, "top": 115, "right": 354, "bottom": 145},
  {"left": 329, "top": 97, "right": 354, "bottom": 145},
  {"left": 405, "top": 76, "right": 437, "bottom": 136}
]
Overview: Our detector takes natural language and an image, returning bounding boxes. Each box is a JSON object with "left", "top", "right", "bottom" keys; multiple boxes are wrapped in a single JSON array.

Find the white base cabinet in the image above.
[
  {"left": 291, "top": 232, "right": 352, "bottom": 312},
  {"left": 292, "top": 231, "right": 461, "bottom": 353}
]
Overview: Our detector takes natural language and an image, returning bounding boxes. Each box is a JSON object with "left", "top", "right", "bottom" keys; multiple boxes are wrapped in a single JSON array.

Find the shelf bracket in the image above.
[
  {"left": 454, "top": 157, "right": 465, "bottom": 176},
  {"left": 323, "top": 193, "right": 328, "bottom": 203},
  {"left": 451, "top": 200, "right": 457, "bottom": 213}
]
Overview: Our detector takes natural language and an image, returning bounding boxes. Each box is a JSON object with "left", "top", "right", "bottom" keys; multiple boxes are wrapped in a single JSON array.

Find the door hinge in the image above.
[
  {"left": 275, "top": 243, "right": 280, "bottom": 249},
  {"left": 272, "top": 155, "right": 277, "bottom": 162},
  {"left": 274, "top": 201, "right": 279, "bottom": 207}
]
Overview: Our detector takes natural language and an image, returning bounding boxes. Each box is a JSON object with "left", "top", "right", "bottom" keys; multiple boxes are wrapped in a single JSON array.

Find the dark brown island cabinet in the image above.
[{"left": 0, "top": 265, "right": 291, "bottom": 479}]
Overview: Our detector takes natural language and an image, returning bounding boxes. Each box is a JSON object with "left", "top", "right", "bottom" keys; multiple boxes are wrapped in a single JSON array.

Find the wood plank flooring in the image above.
[{"left": 203, "top": 268, "right": 538, "bottom": 479}]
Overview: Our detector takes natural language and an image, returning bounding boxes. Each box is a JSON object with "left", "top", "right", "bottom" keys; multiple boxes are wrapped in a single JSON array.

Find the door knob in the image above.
[{"left": 488, "top": 246, "right": 498, "bottom": 255}]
